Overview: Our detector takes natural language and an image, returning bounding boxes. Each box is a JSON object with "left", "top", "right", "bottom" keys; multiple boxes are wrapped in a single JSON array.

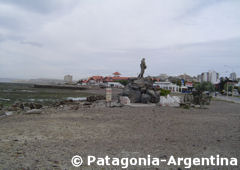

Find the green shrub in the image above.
[
  {"left": 160, "top": 89, "right": 171, "bottom": 96},
  {"left": 194, "top": 82, "right": 215, "bottom": 92},
  {"left": 115, "top": 80, "right": 129, "bottom": 86}
]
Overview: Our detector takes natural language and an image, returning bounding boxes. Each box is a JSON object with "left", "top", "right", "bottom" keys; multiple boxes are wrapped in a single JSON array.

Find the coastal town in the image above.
[
  {"left": 0, "top": 66, "right": 240, "bottom": 169},
  {"left": 0, "top": 0, "right": 240, "bottom": 169},
  {"left": 61, "top": 70, "right": 239, "bottom": 97}
]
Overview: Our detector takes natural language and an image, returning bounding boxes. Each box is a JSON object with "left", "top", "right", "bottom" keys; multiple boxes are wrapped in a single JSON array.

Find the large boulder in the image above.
[
  {"left": 133, "top": 78, "right": 145, "bottom": 88},
  {"left": 141, "top": 94, "right": 151, "bottom": 103},
  {"left": 127, "top": 89, "right": 142, "bottom": 103},
  {"left": 147, "top": 89, "right": 160, "bottom": 103}
]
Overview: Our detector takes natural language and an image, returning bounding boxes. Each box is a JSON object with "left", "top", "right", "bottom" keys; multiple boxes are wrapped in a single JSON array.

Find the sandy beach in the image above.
[{"left": 0, "top": 99, "right": 239, "bottom": 169}]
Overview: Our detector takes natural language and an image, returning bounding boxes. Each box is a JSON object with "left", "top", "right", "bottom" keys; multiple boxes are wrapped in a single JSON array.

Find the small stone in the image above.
[
  {"left": 19, "top": 103, "right": 24, "bottom": 110},
  {"left": 7, "top": 106, "right": 18, "bottom": 111},
  {"left": 34, "top": 103, "right": 43, "bottom": 109},
  {"left": 29, "top": 103, "right": 35, "bottom": 109},
  {"left": 110, "top": 102, "right": 123, "bottom": 107},
  {"left": 83, "top": 102, "right": 92, "bottom": 105},
  {"left": 71, "top": 105, "right": 79, "bottom": 110},
  {"left": 5, "top": 111, "right": 14, "bottom": 116},
  {"left": 25, "top": 109, "right": 42, "bottom": 114}
]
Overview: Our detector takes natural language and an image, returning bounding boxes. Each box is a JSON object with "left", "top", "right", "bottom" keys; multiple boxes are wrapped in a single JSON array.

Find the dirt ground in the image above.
[{"left": 0, "top": 99, "right": 239, "bottom": 169}]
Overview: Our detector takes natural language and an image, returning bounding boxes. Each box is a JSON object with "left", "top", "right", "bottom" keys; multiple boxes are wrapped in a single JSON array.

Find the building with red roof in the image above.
[
  {"left": 87, "top": 76, "right": 104, "bottom": 84},
  {"left": 113, "top": 72, "right": 121, "bottom": 77},
  {"left": 83, "top": 72, "right": 131, "bottom": 86}
]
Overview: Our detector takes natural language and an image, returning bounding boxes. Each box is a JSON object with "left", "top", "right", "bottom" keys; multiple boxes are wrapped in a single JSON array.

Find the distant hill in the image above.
[
  {"left": 0, "top": 78, "right": 65, "bottom": 85},
  {"left": 13, "top": 78, "right": 65, "bottom": 85},
  {"left": 0, "top": 78, "right": 16, "bottom": 83}
]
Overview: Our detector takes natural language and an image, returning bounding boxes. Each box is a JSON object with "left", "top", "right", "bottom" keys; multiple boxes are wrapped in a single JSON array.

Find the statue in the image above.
[
  {"left": 138, "top": 58, "right": 146, "bottom": 78},
  {"left": 120, "top": 58, "right": 160, "bottom": 104}
]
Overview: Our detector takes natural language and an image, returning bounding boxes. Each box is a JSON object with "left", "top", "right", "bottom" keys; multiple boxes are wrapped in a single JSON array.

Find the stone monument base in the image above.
[{"left": 120, "top": 77, "right": 160, "bottom": 104}]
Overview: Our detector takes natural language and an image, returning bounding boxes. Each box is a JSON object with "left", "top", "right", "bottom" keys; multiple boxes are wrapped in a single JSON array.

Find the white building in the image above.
[
  {"left": 230, "top": 72, "right": 237, "bottom": 81},
  {"left": 199, "top": 70, "right": 219, "bottom": 84},
  {"left": 153, "top": 81, "right": 180, "bottom": 92},
  {"left": 106, "top": 82, "right": 124, "bottom": 88},
  {"left": 201, "top": 72, "right": 208, "bottom": 82},
  {"left": 208, "top": 70, "right": 219, "bottom": 84},
  {"left": 157, "top": 74, "right": 169, "bottom": 81},
  {"left": 64, "top": 75, "right": 73, "bottom": 84}
]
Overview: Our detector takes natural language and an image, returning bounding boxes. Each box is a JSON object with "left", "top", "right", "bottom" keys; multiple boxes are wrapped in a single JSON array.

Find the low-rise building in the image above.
[
  {"left": 113, "top": 72, "right": 121, "bottom": 77},
  {"left": 153, "top": 81, "right": 180, "bottom": 92},
  {"left": 88, "top": 76, "right": 103, "bottom": 85},
  {"left": 106, "top": 82, "right": 124, "bottom": 88},
  {"left": 64, "top": 75, "right": 73, "bottom": 84},
  {"left": 85, "top": 72, "right": 130, "bottom": 87}
]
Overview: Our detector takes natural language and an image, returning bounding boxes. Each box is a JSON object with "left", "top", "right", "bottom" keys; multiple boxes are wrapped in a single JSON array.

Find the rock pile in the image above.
[
  {"left": 53, "top": 95, "right": 106, "bottom": 110},
  {"left": 0, "top": 102, "right": 44, "bottom": 116},
  {"left": 121, "top": 77, "right": 160, "bottom": 103},
  {"left": 7, "top": 102, "right": 43, "bottom": 111}
]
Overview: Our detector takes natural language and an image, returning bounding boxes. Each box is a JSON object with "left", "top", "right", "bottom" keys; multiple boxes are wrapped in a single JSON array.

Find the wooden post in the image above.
[{"left": 106, "top": 88, "right": 112, "bottom": 107}]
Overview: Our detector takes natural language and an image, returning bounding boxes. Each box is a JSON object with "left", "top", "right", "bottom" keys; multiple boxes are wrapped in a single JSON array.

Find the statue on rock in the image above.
[
  {"left": 120, "top": 58, "right": 160, "bottom": 104},
  {"left": 138, "top": 58, "right": 146, "bottom": 78}
]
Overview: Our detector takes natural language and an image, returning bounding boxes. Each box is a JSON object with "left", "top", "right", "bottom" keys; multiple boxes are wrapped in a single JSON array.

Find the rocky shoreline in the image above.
[{"left": 0, "top": 95, "right": 123, "bottom": 117}]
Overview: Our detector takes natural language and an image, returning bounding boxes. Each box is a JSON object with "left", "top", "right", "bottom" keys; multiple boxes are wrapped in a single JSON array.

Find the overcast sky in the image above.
[{"left": 0, "top": 0, "right": 239, "bottom": 80}]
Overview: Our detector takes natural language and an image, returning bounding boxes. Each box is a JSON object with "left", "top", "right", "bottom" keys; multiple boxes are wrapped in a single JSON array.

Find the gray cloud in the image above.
[
  {"left": 0, "top": 0, "right": 240, "bottom": 80},
  {"left": 0, "top": 0, "right": 74, "bottom": 13},
  {"left": 20, "top": 41, "right": 43, "bottom": 47}
]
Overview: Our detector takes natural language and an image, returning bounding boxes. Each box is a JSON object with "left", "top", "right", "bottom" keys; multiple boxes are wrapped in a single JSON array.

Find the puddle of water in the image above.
[
  {"left": 20, "top": 90, "right": 35, "bottom": 93},
  {"left": 0, "top": 98, "right": 10, "bottom": 101},
  {"left": 66, "top": 97, "right": 86, "bottom": 101},
  {"left": 27, "top": 99, "right": 55, "bottom": 102}
]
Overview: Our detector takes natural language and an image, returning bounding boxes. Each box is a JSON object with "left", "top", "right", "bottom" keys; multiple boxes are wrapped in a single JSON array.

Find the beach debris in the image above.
[{"left": 25, "top": 109, "right": 42, "bottom": 114}]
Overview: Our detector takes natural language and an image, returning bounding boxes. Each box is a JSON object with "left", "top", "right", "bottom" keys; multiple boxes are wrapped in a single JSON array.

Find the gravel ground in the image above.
[{"left": 0, "top": 100, "right": 239, "bottom": 170}]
